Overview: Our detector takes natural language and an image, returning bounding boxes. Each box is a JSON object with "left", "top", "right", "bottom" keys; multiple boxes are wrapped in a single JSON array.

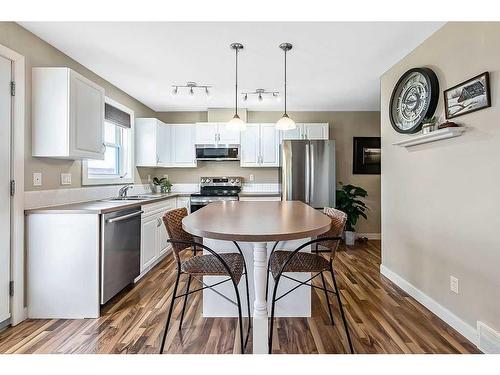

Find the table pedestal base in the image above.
[{"left": 252, "top": 242, "right": 269, "bottom": 354}]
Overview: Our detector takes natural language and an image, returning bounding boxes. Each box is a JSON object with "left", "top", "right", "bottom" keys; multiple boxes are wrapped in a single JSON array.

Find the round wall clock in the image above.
[{"left": 389, "top": 67, "right": 439, "bottom": 134}]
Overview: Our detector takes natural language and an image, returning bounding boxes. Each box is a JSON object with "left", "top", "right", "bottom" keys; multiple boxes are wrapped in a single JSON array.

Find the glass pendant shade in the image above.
[
  {"left": 226, "top": 113, "right": 246, "bottom": 131},
  {"left": 276, "top": 113, "right": 296, "bottom": 130}
]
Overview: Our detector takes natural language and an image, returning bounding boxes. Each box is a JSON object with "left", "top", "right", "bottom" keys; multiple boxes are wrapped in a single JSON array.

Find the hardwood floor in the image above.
[{"left": 0, "top": 240, "right": 479, "bottom": 354}]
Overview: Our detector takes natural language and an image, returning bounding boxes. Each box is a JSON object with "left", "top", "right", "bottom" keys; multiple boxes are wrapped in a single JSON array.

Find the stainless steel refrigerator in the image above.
[{"left": 281, "top": 140, "right": 336, "bottom": 208}]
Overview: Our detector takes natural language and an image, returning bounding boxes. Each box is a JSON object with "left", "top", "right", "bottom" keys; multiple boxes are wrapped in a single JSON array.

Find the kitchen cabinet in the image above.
[
  {"left": 136, "top": 119, "right": 196, "bottom": 167},
  {"left": 140, "top": 199, "right": 176, "bottom": 274},
  {"left": 171, "top": 124, "right": 197, "bottom": 167},
  {"left": 176, "top": 196, "right": 191, "bottom": 211},
  {"left": 280, "top": 123, "right": 329, "bottom": 141},
  {"left": 32, "top": 67, "right": 105, "bottom": 159},
  {"left": 195, "top": 122, "right": 240, "bottom": 145},
  {"left": 240, "top": 123, "right": 280, "bottom": 167}
]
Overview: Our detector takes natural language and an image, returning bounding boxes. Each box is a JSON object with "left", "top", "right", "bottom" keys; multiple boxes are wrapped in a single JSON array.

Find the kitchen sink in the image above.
[{"left": 103, "top": 195, "right": 157, "bottom": 202}]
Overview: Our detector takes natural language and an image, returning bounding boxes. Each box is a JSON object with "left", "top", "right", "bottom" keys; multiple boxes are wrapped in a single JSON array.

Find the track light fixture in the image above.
[
  {"left": 242, "top": 88, "right": 280, "bottom": 102},
  {"left": 171, "top": 81, "right": 211, "bottom": 97}
]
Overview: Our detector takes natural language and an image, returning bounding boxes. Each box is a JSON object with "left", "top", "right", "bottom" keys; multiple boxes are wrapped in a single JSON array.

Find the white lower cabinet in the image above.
[{"left": 140, "top": 198, "right": 176, "bottom": 275}]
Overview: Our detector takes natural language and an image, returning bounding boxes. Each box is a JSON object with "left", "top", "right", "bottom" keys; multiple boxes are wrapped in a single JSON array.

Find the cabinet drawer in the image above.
[{"left": 142, "top": 198, "right": 176, "bottom": 217}]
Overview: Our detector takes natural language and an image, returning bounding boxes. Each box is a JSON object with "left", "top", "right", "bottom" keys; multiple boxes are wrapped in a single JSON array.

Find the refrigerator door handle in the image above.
[
  {"left": 305, "top": 142, "right": 310, "bottom": 204},
  {"left": 310, "top": 142, "right": 314, "bottom": 206}
]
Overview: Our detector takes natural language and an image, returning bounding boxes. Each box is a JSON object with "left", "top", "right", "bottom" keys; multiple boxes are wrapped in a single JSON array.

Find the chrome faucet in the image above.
[{"left": 118, "top": 184, "right": 133, "bottom": 198}]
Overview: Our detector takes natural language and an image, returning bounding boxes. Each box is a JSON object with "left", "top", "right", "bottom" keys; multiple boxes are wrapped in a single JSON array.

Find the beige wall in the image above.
[
  {"left": 381, "top": 22, "right": 500, "bottom": 333},
  {"left": 158, "top": 111, "right": 381, "bottom": 234},
  {"left": 0, "top": 22, "right": 157, "bottom": 191}
]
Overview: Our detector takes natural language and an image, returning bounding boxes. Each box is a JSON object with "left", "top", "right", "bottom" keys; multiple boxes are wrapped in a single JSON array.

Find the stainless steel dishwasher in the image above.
[{"left": 101, "top": 207, "right": 143, "bottom": 304}]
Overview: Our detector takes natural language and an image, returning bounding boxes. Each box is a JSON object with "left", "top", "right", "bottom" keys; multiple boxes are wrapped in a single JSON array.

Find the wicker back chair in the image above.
[
  {"left": 162, "top": 207, "right": 194, "bottom": 262},
  {"left": 265, "top": 206, "right": 354, "bottom": 354},
  {"left": 316, "top": 207, "right": 347, "bottom": 259},
  {"left": 159, "top": 207, "right": 251, "bottom": 354}
]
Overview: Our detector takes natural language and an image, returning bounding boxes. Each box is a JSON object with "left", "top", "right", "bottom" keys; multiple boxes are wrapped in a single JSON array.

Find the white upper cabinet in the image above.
[
  {"left": 280, "top": 123, "right": 329, "bottom": 140},
  {"left": 171, "top": 124, "right": 196, "bottom": 167},
  {"left": 240, "top": 123, "right": 280, "bottom": 167},
  {"left": 195, "top": 123, "right": 218, "bottom": 144},
  {"left": 303, "top": 123, "right": 329, "bottom": 140},
  {"left": 195, "top": 122, "right": 240, "bottom": 145},
  {"left": 32, "top": 67, "right": 105, "bottom": 159},
  {"left": 136, "top": 119, "right": 196, "bottom": 168}
]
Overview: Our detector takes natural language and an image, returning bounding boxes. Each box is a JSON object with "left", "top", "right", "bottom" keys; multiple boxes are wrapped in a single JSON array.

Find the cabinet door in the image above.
[
  {"left": 260, "top": 123, "right": 280, "bottom": 167},
  {"left": 281, "top": 124, "right": 303, "bottom": 140},
  {"left": 217, "top": 123, "right": 240, "bottom": 145},
  {"left": 141, "top": 216, "right": 159, "bottom": 272},
  {"left": 195, "top": 123, "right": 218, "bottom": 145},
  {"left": 69, "top": 71, "right": 105, "bottom": 159},
  {"left": 158, "top": 213, "right": 171, "bottom": 257},
  {"left": 304, "top": 123, "right": 329, "bottom": 140},
  {"left": 240, "top": 124, "right": 260, "bottom": 167},
  {"left": 156, "top": 122, "right": 171, "bottom": 166},
  {"left": 172, "top": 125, "right": 196, "bottom": 167},
  {"left": 176, "top": 197, "right": 191, "bottom": 211}
]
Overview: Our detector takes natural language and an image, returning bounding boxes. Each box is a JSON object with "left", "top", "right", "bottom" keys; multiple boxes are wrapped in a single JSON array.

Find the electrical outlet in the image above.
[
  {"left": 60, "top": 173, "right": 72, "bottom": 185},
  {"left": 33, "top": 172, "right": 42, "bottom": 186},
  {"left": 450, "top": 276, "right": 459, "bottom": 294},
  {"left": 249, "top": 174, "right": 255, "bottom": 182}
]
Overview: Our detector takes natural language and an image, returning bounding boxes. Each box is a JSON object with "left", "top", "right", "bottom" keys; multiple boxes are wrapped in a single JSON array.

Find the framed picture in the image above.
[
  {"left": 353, "top": 137, "right": 381, "bottom": 175},
  {"left": 444, "top": 72, "right": 491, "bottom": 119}
]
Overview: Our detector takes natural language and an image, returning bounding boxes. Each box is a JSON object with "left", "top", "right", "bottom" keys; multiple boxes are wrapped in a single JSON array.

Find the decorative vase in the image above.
[
  {"left": 345, "top": 231, "right": 356, "bottom": 246},
  {"left": 151, "top": 184, "right": 158, "bottom": 193}
]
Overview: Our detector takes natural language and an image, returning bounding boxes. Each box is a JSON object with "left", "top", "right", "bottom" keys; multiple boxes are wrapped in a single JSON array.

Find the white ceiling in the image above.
[{"left": 20, "top": 22, "right": 444, "bottom": 112}]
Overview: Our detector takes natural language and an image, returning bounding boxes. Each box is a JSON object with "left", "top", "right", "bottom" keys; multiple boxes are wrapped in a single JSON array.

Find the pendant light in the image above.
[
  {"left": 227, "top": 42, "right": 246, "bottom": 131},
  {"left": 276, "top": 42, "right": 296, "bottom": 130}
]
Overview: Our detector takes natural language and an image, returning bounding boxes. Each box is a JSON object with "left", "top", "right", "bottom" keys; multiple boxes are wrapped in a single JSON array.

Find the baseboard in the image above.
[
  {"left": 357, "top": 233, "right": 381, "bottom": 240},
  {"left": 380, "top": 264, "right": 479, "bottom": 348}
]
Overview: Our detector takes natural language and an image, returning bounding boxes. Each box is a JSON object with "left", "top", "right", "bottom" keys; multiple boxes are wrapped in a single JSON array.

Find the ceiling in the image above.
[{"left": 20, "top": 22, "right": 444, "bottom": 112}]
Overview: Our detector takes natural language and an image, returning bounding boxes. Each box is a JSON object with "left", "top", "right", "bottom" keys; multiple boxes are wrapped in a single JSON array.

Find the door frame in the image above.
[{"left": 0, "top": 43, "right": 25, "bottom": 326}]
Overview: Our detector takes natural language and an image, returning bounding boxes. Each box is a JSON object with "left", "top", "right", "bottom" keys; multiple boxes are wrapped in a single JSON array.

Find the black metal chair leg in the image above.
[
  {"left": 320, "top": 271, "right": 335, "bottom": 325},
  {"left": 178, "top": 274, "right": 192, "bottom": 330},
  {"left": 268, "top": 276, "right": 280, "bottom": 354},
  {"left": 329, "top": 263, "right": 354, "bottom": 354},
  {"left": 232, "top": 280, "right": 245, "bottom": 354},
  {"left": 160, "top": 270, "right": 181, "bottom": 353},
  {"left": 232, "top": 242, "right": 252, "bottom": 350}
]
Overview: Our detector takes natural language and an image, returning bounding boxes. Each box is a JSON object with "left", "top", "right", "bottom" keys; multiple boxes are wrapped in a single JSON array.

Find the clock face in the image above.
[{"left": 390, "top": 68, "right": 439, "bottom": 134}]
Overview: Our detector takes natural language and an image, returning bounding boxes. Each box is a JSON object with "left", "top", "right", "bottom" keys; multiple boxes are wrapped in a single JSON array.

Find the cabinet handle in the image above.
[
  {"left": 101, "top": 143, "right": 106, "bottom": 153},
  {"left": 157, "top": 217, "right": 162, "bottom": 227}
]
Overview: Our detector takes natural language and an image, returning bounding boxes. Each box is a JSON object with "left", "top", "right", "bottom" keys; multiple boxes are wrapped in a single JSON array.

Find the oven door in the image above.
[
  {"left": 190, "top": 201, "right": 208, "bottom": 213},
  {"left": 195, "top": 146, "right": 239, "bottom": 161}
]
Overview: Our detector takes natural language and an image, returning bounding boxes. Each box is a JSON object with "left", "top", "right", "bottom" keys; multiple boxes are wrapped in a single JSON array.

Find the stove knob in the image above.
[
  {"left": 235, "top": 179, "right": 240, "bottom": 183},
  {"left": 230, "top": 179, "right": 235, "bottom": 184},
  {"left": 206, "top": 178, "right": 211, "bottom": 183},
  {"left": 201, "top": 178, "right": 205, "bottom": 183}
]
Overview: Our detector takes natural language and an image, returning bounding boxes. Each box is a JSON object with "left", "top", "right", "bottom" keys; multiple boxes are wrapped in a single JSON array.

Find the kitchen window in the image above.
[{"left": 82, "top": 98, "right": 134, "bottom": 185}]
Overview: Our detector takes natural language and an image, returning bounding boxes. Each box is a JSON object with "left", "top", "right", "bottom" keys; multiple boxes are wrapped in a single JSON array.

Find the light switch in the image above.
[
  {"left": 33, "top": 172, "right": 42, "bottom": 186},
  {"left": 61, "top": 173, "right": 72, "bottom": 185}
]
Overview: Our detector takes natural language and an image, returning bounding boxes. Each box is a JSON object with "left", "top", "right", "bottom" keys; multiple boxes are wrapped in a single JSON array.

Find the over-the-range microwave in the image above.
[{"left": 195, "top": 145, "right": 240, "bottom": 161}]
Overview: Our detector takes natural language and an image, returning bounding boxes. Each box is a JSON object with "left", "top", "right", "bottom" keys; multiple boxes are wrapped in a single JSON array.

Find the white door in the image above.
[
  {"left": 240, "top": 123, "right": 260, "bottom": 167},
  {"left": 158, "top": 211, "right": 171, "bottom": 257},
  {"left": 172, "top": 125, "right": 196, "bottom": 166},
  {"left": 195, "top": 123, "right": 217, "bottom": 145},
  {"left": 281, "top": 124, "right": 303, "bottom": 140},
  {"left": 0, "top": 56, "right": 12, "bottom": 323},
  {"left": 156, "top": 122, "right": 171, "bottom": 166},
  {"left": 304, "top": 123, "right": 329, "bottom": 140},
  {"left": 260, "top": 123, "right": 280, "bottom": 167},
  {"left": 141, "top": 215, "right": 159, "bottom": 272},
  {"left": 69, "top": 71, "right": 105, "bottom": 159},
  {"left": 217, "top": 123, "right": 240, "bottom": 145}
]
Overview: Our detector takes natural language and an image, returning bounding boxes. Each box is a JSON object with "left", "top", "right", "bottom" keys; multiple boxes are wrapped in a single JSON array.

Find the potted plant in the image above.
[
  {"left": 152, "top": 177, "right": 173, "bottom": 194},
  {"left": 335, "top": 182, "right": 368, "bottom": 245},
  {"left": 421, "top": 116, "right": 437, "bottom": 134}
]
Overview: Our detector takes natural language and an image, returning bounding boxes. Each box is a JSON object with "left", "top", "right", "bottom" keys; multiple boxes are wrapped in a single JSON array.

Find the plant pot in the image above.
[
  {"left": 345, "top": 231, "right": 356, "bottom": 246},
  {"left": 150, "top": 184, "right": 159, "bottom": 193}
]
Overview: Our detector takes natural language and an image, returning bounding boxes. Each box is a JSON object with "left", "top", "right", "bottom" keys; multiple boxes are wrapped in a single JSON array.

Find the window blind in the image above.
[{"left": 105, "top": 103, "right": 131, "bottom": 128}]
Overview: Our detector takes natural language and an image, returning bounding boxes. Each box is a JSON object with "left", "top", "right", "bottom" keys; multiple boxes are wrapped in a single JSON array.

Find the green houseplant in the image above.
[
  {"left": 336, "top": 182, "right": 368, "bottom": 245},
  {"left": 152, "top": 177, "right": 173, "bottom": 194}
]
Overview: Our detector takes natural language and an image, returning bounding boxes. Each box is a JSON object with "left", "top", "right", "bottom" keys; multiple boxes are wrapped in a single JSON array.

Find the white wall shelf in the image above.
[{"left": 393, "top": 127, "right": 466, "bottom": 148}]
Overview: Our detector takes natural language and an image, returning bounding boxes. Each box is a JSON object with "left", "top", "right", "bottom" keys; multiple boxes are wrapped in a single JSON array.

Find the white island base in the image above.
[{"left": 202, "top": 238, "right": 311, "bottom": 354}]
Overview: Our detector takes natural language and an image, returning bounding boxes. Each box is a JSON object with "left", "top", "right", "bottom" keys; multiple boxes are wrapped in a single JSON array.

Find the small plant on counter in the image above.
[
  {"left": 153, "top": 177, "right": 173, "bottom": 193},
  {"left": 335, "top": 182, "right": 368, "bottom": 245}
]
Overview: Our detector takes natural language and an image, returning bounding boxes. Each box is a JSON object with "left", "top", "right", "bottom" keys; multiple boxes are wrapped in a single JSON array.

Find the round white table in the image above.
[{"left": 182, "top": 200, "right": 331, "bottom": 353}]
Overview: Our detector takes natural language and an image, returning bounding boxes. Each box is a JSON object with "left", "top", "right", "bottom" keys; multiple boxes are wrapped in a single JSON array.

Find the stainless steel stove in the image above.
[{"left": 190, "top": 177, "right": 242, "bottom": 212}]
